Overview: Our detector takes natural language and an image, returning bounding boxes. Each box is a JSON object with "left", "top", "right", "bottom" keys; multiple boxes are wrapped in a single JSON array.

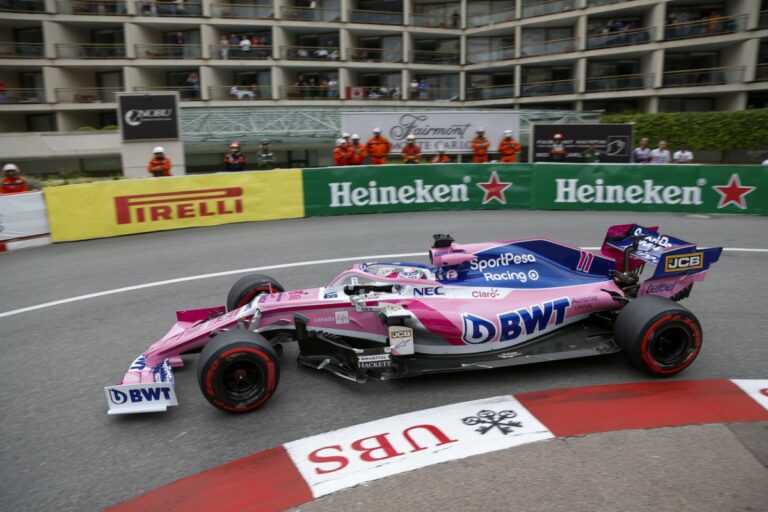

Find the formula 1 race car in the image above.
[{"left": 105, "top": 224, "right": 721, "bottom": 414}]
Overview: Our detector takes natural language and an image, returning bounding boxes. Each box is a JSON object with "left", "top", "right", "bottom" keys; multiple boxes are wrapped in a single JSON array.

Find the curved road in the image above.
[{"left": 1, "top": 211, "right": 766, "bottom": 511}]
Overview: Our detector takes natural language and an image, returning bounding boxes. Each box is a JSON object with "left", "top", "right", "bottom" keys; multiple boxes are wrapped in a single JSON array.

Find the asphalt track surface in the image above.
[{"left": 1, "top": 211, "right": 767, "bottom": 512}]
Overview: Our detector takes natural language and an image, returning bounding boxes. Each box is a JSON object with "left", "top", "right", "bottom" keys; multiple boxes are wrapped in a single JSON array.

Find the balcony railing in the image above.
[
  {"left": 210, "top": 2, "right": 272, "bottom": 19},
  {"left": 407, "top": 86, "right": 459, "bottom": 101},
  {"left": 587, "top": 0, "right": 638, "bottom": 6},
  {"left": 280, "top": 85, "right": 341, "bottom": 100},
  {"left": 349, "top": 47, "right": 402, "bottom": 63},
  {"left": 56, "top": 43, "right": 127, "bottom": 59},
  {"left": 664, "top": 14, "right": 746, "bottom": 41},
  {"left": 412, "top": 49, "right": 460, "bottom": 65},
  {"left": 466, "top": 45, "right": 515, "bottom": 64},
  {"left": 135, "top": 44, "right": 202, "bottom": 59},
  {"left": 281, "top": 5, "right": 340, "bottom": 22},
  {"left": 756, "top": 64, "right": 768, "bottom": 82},
  {"left": 349, "top": 8, "right": 402, "bottom": 25},
  {"left": 346, "top": 86, "right": 401, "bottom": 101},
  {"left": 586, "top": 73, "right": 653, "bottom": 92},
  {"left": 208, "top": 85, "right": 272, "bottom": 101},
  {"left": 0, "top": 42, "right": 45, "bottom": 58},
  {"left": 521, "top": 36, "right": 576, "bottom": 57},
  {"left": 662, "top": 66, "right": 744, "bottom": 88},
  {"left": 135, "top": 1, "right": 203, "bottom": 17},
  {"left": 521, "top": 78, "right": 575, "bottom": 96},
  {"left": 134, "top": 85, "right": 202, "bottom": 100},
  {"left": 282, "top": 45, "right": 340, "bottom": 60},
  {"left": 210, "top": 44, "right": 272, "bottom": 60},
  {"left": 412, "top": 12, "right": 461, "bottom": 29},
  {"left": 587, "top": 27, "right": 653, "bottom": 49},
  {"left": 761, "top": 10, "right": 768, "bottom": 29},
  {"left": 468, "top": 7, "right": 517, "bottom": 28},
  {"left": 522, "top": 0, "right": 576, "bottom": 19},
  {"left": 0, "top": 87, "right": 46, "bottom": 103},
  {"left": 467, "top": 84, "right": 516, "bottom": 100},
  {"left": 57, "top": 0, "right": 128, "bottom": 15},
  {"left": 0, "top": 0, "right": 46, "bottom": 13},
  {"left": 55, "top": 87, "right": 123, "bottom": 103}
]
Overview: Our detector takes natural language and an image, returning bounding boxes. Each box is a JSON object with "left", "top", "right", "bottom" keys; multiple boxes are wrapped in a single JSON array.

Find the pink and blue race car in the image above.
[{"left": 105, "top": 224, "right": 721, "bottom": 415}]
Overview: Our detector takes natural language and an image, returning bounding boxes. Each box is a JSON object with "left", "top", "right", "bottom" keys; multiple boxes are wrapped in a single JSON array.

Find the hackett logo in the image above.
[
  {"left": 555, "top": 178, "right": 703, "bottom": 205},
  {"left": 115, "top": 188, "right": 243, "bottom": 224},
  {"left": 329, "top": 179, "right": 469, "bottom": 208}
]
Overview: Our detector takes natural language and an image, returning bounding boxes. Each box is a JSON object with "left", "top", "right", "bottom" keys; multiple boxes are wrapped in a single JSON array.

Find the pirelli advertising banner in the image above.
[
  {"left": 303, "top": 164, "right": 534, "bottom": 216},
  {"left": 44, "top": 171, "right": 304, "bottom": 241}
]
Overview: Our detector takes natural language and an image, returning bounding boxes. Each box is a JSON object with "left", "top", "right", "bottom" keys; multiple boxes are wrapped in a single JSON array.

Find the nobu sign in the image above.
[{"left": 118, "top": 93, "right": 180, "bottom": 141}]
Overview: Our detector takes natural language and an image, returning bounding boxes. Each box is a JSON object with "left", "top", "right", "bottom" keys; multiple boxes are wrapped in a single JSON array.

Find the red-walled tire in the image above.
[
  {"left": 226, "top": 274, "right": 284, "bottom": 311},
  {"left": 197, "top": 330, "right": 280, "bottom": 413},
  {"left": 614, "top": 295, "right": 703, "bottom": 377}
]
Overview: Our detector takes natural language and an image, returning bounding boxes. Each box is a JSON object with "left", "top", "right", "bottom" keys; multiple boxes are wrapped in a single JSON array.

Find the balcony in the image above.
[
  {"left": 412, "top": 11, "right": 461, "bottom": 29},
  {"left": 281, "top": 5, "right": 340, "bottom": 22},
  {"left": 521, "top": 78, "right": 575, "bottom": 96},
  {"left": 587, "top": 27, "right": 653, "bottom": 50},
  {"left": 522, "top": 0, "right": 576, "bottom": 19},
  {"left": 0, "top": 42, "right": 45, "bottom": 58},
  {"left": 134, "top": 85, "right": 202, "bottom": 100},
  {"left": 411, "top": 50, "right": 460, "bottom": 65},
  {"left": 586, "top": 73, "right": 653, "bottom": 92},
  {"left": 467, "top": 46, "right": 515, "bottom": 64},
  {"left": 0, "top": 0, "right": 46, "bottom": 13},
  {"left": 0, "top": 87, "right": 46, "bottom": 103},
  {"left": 135, "top": 0, "right": 203, "bottom": 17},
  {"left": 521, "top": 36, "right": 576, "bottom": 57},
  {"left": 281, "top": 45, "right": 341, "bottom": 61},
  {"left": 662, "top": 66, "right": 745, "bottom": 88},
  {"left": 408, "top": 86, "right": 459, "bottom": 101},
  {"left": 587, "top": 0, "right": 640, "bottom": 6},
  {"left": 759, "top": 10, "right": 768, "bottom": 29},
  {"left": 280, "top": 85, "right": 340, "bottom": 100},
  {"left": 56, "top": 43, "right": 127, "bottom": 59},
  {"left": 210, "top": 44, "right": 272, "bottom": 60},
  {"left": 346, "top": 86, "right": 401, "bottom": 101},
  {"left": 664, "top": 14, "right": 747, "bottom": 42},
  {"left": 349, "top": 47, "right": 402, "bottom": 63},
  {"left": 349, "top": 9, "right": 403, "bottom": 25},
  {"left": 55, "top": 87, "right": 123, "bottom": 103},
  {"left": 467, "top": 84, "right": 516, "bottom": 100},
  {"left": 208, "top": 85, "right": 272, "bottom": 101},
  {"left": 135, "top": 44, "right": 202, "bottom": 59},
  {"left": 468, "top": 7, "right": 517, "bottom": 28},
  {"left": 756, "top": 64, "right": 768, "bottom": 82},
  {"left": 209, "top": 2, "right": 273, "bottom": 19},
  {"left": 57, "top": 0, "right": 127, "bottom": 15}
]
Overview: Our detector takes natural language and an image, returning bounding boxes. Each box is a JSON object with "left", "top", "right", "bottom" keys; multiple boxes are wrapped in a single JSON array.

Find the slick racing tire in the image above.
[
  {"left": 226, "top": 274, "right": 284, "bottom": 311},
  {"left": 614, "top": 295, "right": 702, "bottom": 377},
  {"left": 197, "top": 330, "right": 280, "bottom": 413}
]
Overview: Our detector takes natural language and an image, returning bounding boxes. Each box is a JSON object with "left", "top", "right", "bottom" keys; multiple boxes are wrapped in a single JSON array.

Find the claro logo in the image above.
[{"left": 115, "top": 188, "right": 243, "bottom": 224}]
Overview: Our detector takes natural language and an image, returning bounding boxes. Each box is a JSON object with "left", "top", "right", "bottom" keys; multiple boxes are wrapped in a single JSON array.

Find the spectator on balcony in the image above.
[
  {"left": 632, "top": 137, "right": 652, "bottom": 163},
  {"left": 333, "top": 139, "right": 350, "bottom": 166},
  {"left": 549, "top": 133, "right": 567, "bottom": 162},
  {"left": 239, "top": 35, "right": 252, "bottom": 54},
  {"left": 401, "top": 134, "right": 422, "bottom": 164},
  {"left": 173, "top": 0, "right": 185, "bottom": 16},
  {"left": 498, "top": 130, "right": 521, "bottom": 163},
  {"left": 314, "top": 47, "right": 329, "bottom": 59},
  {"left": 366, "top": 127, "right": 392, "bottom": 165},
  {"left": 418, "top": 79, "right": 429, "bottom": 99},
  {"left": 451, "top": 10, "right": 460, "bottom": 29},
  {"left": 219, "top": 35, "right": 230, "bottom": 59},
  {"left": 258, "top": 140, "right": 275, "bottom": 170},
  {"left": 348, "top": 134, "right": 368, "bottom": 165},
  {"left": 147, "top": 147, "right": 171, "bottom": 177},
  {"left": 224, "top": 141, "right": 247, "bottom": 171},
  {"left": 471, "top": 128, "right": 491, "bottom": 163},
  {"left": 1, "top": 164, "right": 29, "bottom": 194},
  {"left": 430, "top": 145, "right": 451, "bottom": 163},
  {"left": 172, "top": 32, "right": 185, "bottom": 58},
  {"left": 650, "top": 140, "right": 672, "bottom": 164},
  {"left": 0, "top": 80, "right": 7, "bottom": 104},
  {"left": 185, "top": 72, "right": 199, "bottom": 99},
  {"left": 673, "top": 143, "right": 694, "bottom": 163},
  {"left": 409, "top": 79, "right": 418, "bottom": 98},
  {"left": 230, "top": 85, "right": 254, "bottom": 100}
]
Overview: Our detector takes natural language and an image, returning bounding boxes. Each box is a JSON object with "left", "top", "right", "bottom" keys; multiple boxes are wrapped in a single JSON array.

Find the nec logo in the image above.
[
  {"left": 413, "top": 287, "right": 445, "bottom": 296},
  {"left": 664, "top": 252, "right": 704, "bottom": 272},
  {"left": 114, "top": 188, "right": 243, "bottom": 224},
  {"left": 108, "top": 387, "right": 173, "bottom": 405}
]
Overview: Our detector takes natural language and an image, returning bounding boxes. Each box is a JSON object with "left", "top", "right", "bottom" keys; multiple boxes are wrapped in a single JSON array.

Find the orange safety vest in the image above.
[
  {"left": 348, "top": 143, "right": 368, "bottom": 165},
  {"left": 1, "top": 176, "right": 29, "bottom": 193},
  {"left": 401, "top": 143, "right": 421, "bottom": 163},
  {"left": 430, "top": 154, "right": 451, "bottom": 163},
  {"left": 498, "top": 138, "right": 521, "bottom": 163},
  {"left": 333, "top": 146, "right": 350, "bottom": 166},
  {"left": 147, "top": 157, "right": 171, "bottom": 176},
  {"left": 366, "top": 136, "right": 392, "bottom": 164},
  {"left": 472, "top": 136, "right": 491, "bottom": 163}
]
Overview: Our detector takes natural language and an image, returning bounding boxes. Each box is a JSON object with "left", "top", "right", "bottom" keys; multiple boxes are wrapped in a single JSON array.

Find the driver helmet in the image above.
[{"left": 397, "top": 267, "right": 423, "bottom": 279}]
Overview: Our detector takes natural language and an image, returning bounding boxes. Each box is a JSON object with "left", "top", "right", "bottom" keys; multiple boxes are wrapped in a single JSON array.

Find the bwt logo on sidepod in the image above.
[
  {"left": 462, "top": 297, "right": 571, "bottom": 344},
  {"left": 108, "top": 387, "right": 173, "bottom": 405},
  {"left": 114, "top": 188, "right": 243, "bottom": 224},
  {"left": 123, "top": 108, "right": 172, "bottom": 127}
]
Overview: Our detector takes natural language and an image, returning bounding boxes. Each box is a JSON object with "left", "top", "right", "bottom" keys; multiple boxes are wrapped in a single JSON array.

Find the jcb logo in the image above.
[{"left": 665, "top": 252, "right": 704, "bottom": 272}]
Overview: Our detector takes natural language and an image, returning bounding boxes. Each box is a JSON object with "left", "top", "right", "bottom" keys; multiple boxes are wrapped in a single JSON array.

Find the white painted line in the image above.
[{"left": 1, "top": 247, "right": 767, "bottom": 319}]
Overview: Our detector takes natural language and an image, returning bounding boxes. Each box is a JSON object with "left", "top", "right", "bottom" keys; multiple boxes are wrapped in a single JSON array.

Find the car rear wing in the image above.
[{"left": 601, "top": 224, "right": 722, "bottom": 277}]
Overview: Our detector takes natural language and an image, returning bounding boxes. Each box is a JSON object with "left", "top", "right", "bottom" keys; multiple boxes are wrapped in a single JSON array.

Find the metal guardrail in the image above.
[
  {"left": 467, "top": 84, "right": 516, "bottom": 100},
  {"left": 587, "top": 0, "right": 639, "bottom": 6},
  {"left": 209, "top": 2, "right": 272, "bottom": 19},
  {"left": 135, "top": 44, "right": 202, "bottom": 59},
  {"left": 412, "top": 11, "right": 461, "bottom": 29},
  {"left": 210, "top": 44, "right": 272, "bottom": 60},
  {"left": 134, "top": 0, "right": 203, "bottom": 16},
  {"left": 520, "top": 37, "right": 576, "bottom": 57},
  {"left": 0, "top": 42, "right": 44, "bottom": 58},
  {"left": 280, "top": 85, "right": 341, "bottom": 100},
  {"left": 521, "top": 78, "right": 575, "bottom": 96},
  {"left": 466, "top": 46, "right": 515, "bottom": 64},
  {"left": 412, "top": 50, "right": 460, "bottom": 65},
  {"left": 348, "top": 47, "right": 402, "bottom": 63},
  {"left": 55, "top": 87, "right": 123, "bottom": 103},
  {"left": 587, "top": 27, "right": 654, "bottom": 49},
  {"left": 468, "top": 7, "right": 516, "bottom": 28},
  {"left": 57, "top": 0, "right": 128, "bottom": 15},
  {"left": 407, "top": 86, "right": 459, "bottom": 101},
  {"left": 348, "top": 8, "right": 402, "bottom": 25},
  {"left": 585, "top": 73, "right": 653, "bottom": 92},
  {"left": 281, "top": 5, "right": 340, "bottom": 22},
  {"left": 56, "top": 43, "right": 127, "bottom": 59},
  {"left": 0, "top": 0, "right": 46, "bottom": 13},
  {"left": 134, "top": 85, "right": 202, "bottom": 100},
  {"left": 522, "top": 0, "right": 576, "bottom": 19},
  {"left": 661, "top": 66, "right": 745, "bottom": 88},
  {"left": 0, "top": 87, "right": 46, "bottom": 103},
  {"left": 664, "top": 14, "right": 746, "bottom": 41},
  {"left": 208, "top": 85, "right": 272, "bottom": 101}
]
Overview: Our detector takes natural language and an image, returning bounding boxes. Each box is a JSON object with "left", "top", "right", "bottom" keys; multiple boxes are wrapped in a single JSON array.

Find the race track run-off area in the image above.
[{"left": 0, "top": 210, "right": 766, "bottom": 512}]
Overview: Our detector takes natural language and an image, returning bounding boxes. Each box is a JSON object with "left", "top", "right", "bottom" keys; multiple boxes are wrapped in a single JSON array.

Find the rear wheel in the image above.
[
  {"left": 226, "top": 273, "right": 284, "bottom": 311},
  {"left": 197, "top": 330, "right": 280, "bottom": 413},
  {"left": 613, "top": 295, "right": 702, "bottom": 376}
]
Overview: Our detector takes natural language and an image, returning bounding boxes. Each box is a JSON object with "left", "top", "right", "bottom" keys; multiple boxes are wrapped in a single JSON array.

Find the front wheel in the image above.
[
  {"left": 197, "top": 330, "right": 280, "bottom": 413},
  {"left": 226, "top": 273, "right": 284, "bottom": 311},
  {"left": 613, "top": 295, "right": 702, "bottom": 377}
]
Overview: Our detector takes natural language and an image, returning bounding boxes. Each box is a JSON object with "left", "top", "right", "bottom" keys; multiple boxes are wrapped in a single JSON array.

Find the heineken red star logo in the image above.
[
  {"left": 712, "top": 174, "right": 755, "bottom": 210},
  {"left": 477, "top": 171, "right": 512, "bottom": 204}
]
